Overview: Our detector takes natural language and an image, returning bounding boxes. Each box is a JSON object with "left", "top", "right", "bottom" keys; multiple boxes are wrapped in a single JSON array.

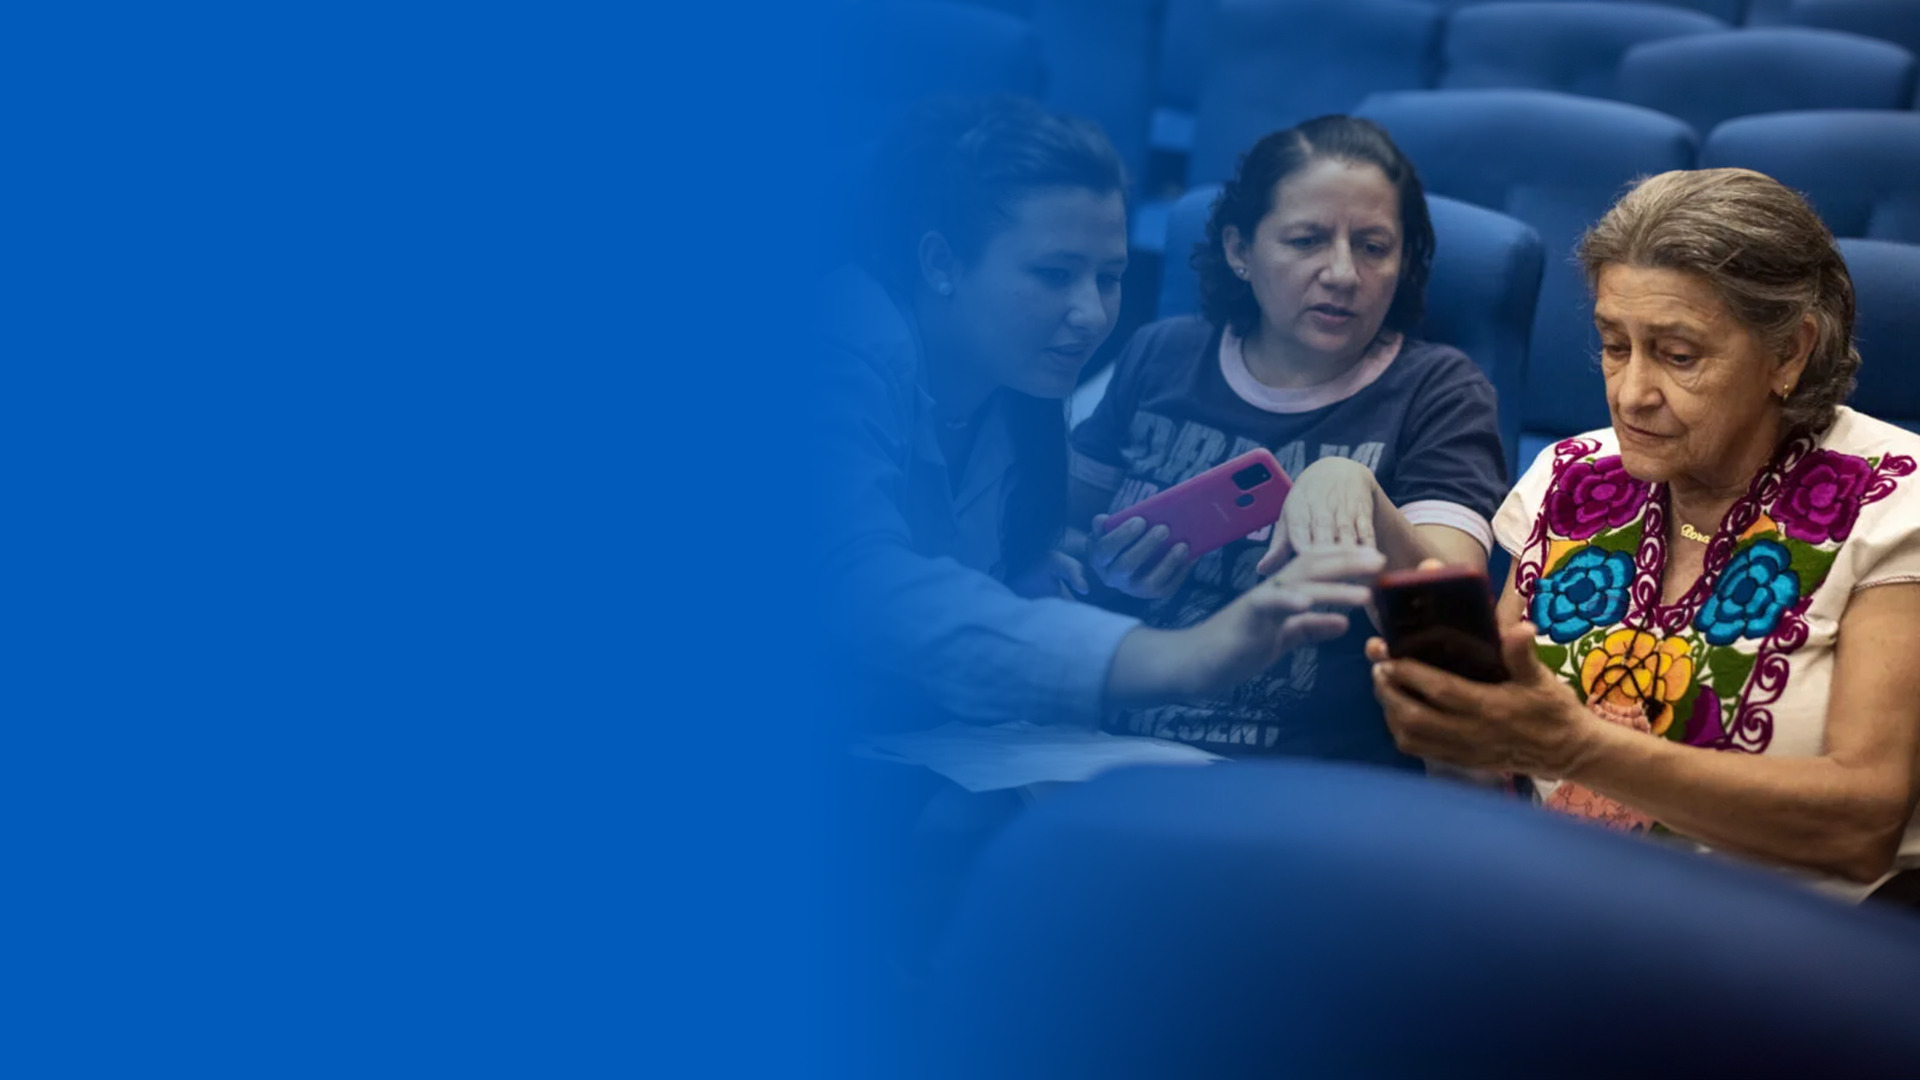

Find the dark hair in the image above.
[
  {"left": 1578, "top": 168, "right": 1858, "bottom": 439},
  {"left": 859, "top": 96, "right": 1129, "bottom": 578},
  {"left": 859, "top": 94, "right": 1128, "bottom": 294},
  {"left": 1196, "top": 115, "right": 1434, "bottom": 343}
]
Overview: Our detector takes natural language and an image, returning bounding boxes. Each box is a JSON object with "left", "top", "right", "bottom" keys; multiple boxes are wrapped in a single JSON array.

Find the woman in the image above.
[
  {"left": 1068, "top": 116, "right": 1506, "bottom": 765},
  {"left": 1369, "top": 168, "right": 1920, "bottom": 901},
  {"left": 821, "top": 95, "right": 1382, "bottom": 734}
]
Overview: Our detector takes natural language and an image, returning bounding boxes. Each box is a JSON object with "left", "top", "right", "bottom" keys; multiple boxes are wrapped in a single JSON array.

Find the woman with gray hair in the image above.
[{"left": 1366, "top": 167, "right": 1920, "bottom": 902}]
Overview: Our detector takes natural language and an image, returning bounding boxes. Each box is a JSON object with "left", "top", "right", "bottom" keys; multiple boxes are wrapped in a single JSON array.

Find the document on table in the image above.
[{"left": 853, "top": 720, "right": 1223, "bottom": 793}]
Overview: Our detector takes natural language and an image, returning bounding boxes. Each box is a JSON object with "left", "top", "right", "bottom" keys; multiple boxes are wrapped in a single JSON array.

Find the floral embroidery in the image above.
[
  {"left": 1693, "top": 540, "right": 1801, "bottom": 646},
  {"left": 1530, "top": 547, "right": 1633, "bottom": 643},
  {"left": 1579, "top": 628, "right": 1694, "bottom": 736},
  {"left": 1772, "top": 449, "right": 1875, "bottom": 543},
  {"left": 1544, "top": 455, "right": 1651, "bottom": 539},
  {"left": 1515, "top": 434, "right": 1916, "bottom": 836}
]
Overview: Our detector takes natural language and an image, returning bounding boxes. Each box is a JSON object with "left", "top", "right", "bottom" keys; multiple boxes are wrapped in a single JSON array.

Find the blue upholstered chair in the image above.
[
  {"left": 1354, "top": 89, "right": 1696, "bottom": 466},
  {"left": 1790, "top": 0, "right": 1920, "bottom": 67},
  {"left": 1441, "top": 2, "right": 1729, "bottom": 101},
  {"left": 924, "top": 761, "right": 1920, "bottom": 1077},
  {"left": 833, "top": 0, "right": 1046, "bottom": 145},
  {"left": 1842, "top": 238, "right": 1920, "bottom": 434},
  {"left": 1031, "top": 0, "right": 1158, "bottom": 181},
  {"left": 1186, "top": 0, "right": 1442, "bottom": 185},
  {"left": 1701, "top": 111, "right": 1920, "bottom": 243},
  {"left": 1620, "top": 27, "right": 1917, "bottom": 137}
]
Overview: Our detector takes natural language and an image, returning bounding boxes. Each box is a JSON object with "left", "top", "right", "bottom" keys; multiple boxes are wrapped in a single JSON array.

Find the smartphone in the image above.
[
  {"left": 1099, "top": 449, "right": 1291, "bottom": 559},
  {"left": 1373, "top": 565, "right": 1509, "bottom": 683}
]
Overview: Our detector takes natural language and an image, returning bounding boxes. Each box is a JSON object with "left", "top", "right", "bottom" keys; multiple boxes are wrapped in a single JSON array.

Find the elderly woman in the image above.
[{"left": 1368, "top": 168, "right": 1920, "bottom": 901}]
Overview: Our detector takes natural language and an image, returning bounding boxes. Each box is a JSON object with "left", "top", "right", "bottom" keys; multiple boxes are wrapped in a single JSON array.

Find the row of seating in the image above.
[
  {"left": 1156, "top": 177, "right": 1920, "bottom": 474},
  {"left": 841, "top": 1, "right": 1920, "bottom": 468}
]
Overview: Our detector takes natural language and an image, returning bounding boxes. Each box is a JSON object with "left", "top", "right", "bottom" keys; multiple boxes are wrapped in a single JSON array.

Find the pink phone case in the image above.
[{"left": 1098, "top": 449, "right": 1292, "bottom": 558}]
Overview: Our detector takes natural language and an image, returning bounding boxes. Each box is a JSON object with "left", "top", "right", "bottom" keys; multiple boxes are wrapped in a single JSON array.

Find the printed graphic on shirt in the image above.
[
  {"left": 1069, "top": 318, "right": 1506, "bottom": 766},
  {"left": 1109, "top": 411, "right": 1387, "bottom": 749}
]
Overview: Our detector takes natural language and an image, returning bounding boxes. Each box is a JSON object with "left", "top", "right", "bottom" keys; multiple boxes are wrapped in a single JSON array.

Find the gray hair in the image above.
[{"left": 1577, "top": 168, "right": 1858, "bottom": 438}]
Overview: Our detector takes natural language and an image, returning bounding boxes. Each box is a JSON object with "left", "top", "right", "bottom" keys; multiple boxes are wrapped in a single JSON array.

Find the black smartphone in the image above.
[{"left": 1373, "top": 565, "right": 1509, "bottom": 683}]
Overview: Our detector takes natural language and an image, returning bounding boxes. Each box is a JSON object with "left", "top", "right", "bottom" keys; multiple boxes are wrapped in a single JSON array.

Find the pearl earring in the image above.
[{"left": 1235, "top": 267, "right": 1247, "bottom": 278}]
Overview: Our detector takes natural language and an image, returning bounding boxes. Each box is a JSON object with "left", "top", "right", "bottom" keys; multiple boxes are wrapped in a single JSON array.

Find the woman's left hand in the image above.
[
  {"left": 1257, "top": 456, "right": 1380, "bottom": 576},
  {"left": 1367, "top": 621, "right": 1605, "bottom": 781}
]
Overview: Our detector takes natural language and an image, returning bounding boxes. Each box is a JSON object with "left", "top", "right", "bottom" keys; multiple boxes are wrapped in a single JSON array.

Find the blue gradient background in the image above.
[{"left": 7, "top": 2, "right": 839, "bottom": 1075}]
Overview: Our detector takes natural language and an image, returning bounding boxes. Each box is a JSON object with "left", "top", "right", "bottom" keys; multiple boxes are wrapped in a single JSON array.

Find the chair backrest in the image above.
[
  {"left": 1153, "top": 0, "right": 1215, "bottom": 112},
  {"left": 1442, "top": 2, "right": 1728, "bottom": 101},
  {"left": 833, "top": 0, "right": 1046, "bottom": 145},
  {"left": 1789, "top": 0, "right": 1920, "bottom": 62},
  {"left": 1355, "top": 89, "right": 1696, "bottom": 456},
  {"left": 1702, "top": 111, "right": 1920, "bottom": 242},
  {"left": 1032, "top": 0, "right": 1157, "bottom": 182},
  {"left": 1159, "top": 184, "right": 1542, "bottom": 476},
  {"left": 925, "top": 762, "right": 1920, "bottom": 1078},
  {"left": 1447, "top": 0, "right": 1750, "bottom": 24},
  {"left": 1842, "top": 238, "right": 1920, "bottom": 431},
  {"left": 1620, "top": 27, "right": 1917, "bottom": 137},
  {"left": 1186, "top": 0, "right": 1442, "bottom": 184}
]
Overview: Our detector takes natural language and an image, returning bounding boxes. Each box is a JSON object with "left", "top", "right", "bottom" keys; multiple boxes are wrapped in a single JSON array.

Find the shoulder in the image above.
[
  {"left": 1392, "top": 337, "right": 1492, "bottom": 394},
  {"left": 815, "top": 265, "right": 921, "bottom": 390},
  {"left": 1103, "top": 314, "right": 1218, "bottom": 394},
  {"left": 1818, "top": 406, "right": 1920, "bottom": 465},
  {"left": 1122, "top": 314, "right": 1215, "bottom": 363}
]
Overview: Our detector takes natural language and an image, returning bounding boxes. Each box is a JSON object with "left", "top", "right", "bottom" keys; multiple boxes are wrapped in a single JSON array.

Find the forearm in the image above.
[
  {"left": 1370, "top": 486, "right": 1486, "bottom": 571},
  {"left": 1102, "top": 626, "right": 1198, "bottom": 712},
  {"left": 1566, "top": 721, "right": 1912, "bottom": 882}
]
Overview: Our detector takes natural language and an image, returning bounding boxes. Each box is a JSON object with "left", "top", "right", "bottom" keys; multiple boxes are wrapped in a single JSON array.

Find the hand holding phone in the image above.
[
  {"left": 1372, "top": 565, "right": 1509, "bottom": 684},
  {"left": 1087, "top": 515, "right": 1194, "bottom": 599},
  {"left": 1097, "top": 448, "right": 1290, "bottom": 555}
]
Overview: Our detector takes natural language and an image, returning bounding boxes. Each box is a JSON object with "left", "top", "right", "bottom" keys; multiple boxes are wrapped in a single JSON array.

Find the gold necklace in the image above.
[{"left": 1678, "top": 522, "right": 1713, "bottom": 544}]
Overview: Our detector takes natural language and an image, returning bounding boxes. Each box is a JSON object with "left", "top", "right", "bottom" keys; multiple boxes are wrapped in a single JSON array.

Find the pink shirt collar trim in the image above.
[{"left": 1218, "top": 326, "right": 1403, "bottom": 414}]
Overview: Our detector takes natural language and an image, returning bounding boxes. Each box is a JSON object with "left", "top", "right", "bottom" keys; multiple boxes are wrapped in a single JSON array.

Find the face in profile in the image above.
[
  {"left": 940, "top": 186, "right": 1128, "bottom": 400},
  {"left": 1594, "top": 264, "right": 1806, "bottom": 485},
  {"left": 1227, "top": 157, "right": 1402, "bottom": 367}
]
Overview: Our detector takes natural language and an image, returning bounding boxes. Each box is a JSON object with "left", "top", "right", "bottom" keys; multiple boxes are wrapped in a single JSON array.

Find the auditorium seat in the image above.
[
  {"left": 924, "top": 761, "right": 1920, "bottom": 1078},
  {"left": 1441, "top": 2, "right": 1729, "bottom": 101},
  {"left": 833, "top": 0, "right": 1046, "bottom": 146},
  {"left": 1032, "top": 0, "right": 1158, "bottom": 182},
  {"left": 1149, "top": 0, "right": 1215, "bottom": 153},
  {"left": 1841, "top": 238, "right": 1920, "bottom": 434},
  {"left": 1620, "top": 27, "right": 1917, "bottom": 138},
  {"left": 1186, "top": 0, "right": 1442, "bottom": 185},
  {"left": 1355, "top": 89, "right": 1695, "bottom": 465},
  {"left": 1701, "top": 111, "right": 1920, "bottom": 243},
  {"left": 1446, "top": 0, "right": 1748, "bottom": 24},
  {"left": 1789, "top": 0, "right": 1920, "bottom": 62},
  {"left": 1158, "top": 184, "right": 1543, "bottom": 477}
]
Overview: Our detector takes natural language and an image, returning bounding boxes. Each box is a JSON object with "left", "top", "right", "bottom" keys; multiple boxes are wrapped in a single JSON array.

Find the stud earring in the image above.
[
  {"left": 936, "top": 282, "right": 953, "bottom": 296},
  {"left": 1235, "top": 266, "right": 1248, "bottom": 279}
]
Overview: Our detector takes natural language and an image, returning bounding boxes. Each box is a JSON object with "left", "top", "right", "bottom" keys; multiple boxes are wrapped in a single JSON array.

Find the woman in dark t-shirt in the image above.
[{"left": 1069, "top": 116, "right": 1508, "bottom": 765}]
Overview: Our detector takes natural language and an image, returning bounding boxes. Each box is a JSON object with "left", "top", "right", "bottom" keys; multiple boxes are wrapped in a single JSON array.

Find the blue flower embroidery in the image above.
[
  {"left": 1530, "top": 547, "right": 1633, "bottom": 643},
  {"left": 1694, "top": 540, "right": 1801, "bottom": 646}
]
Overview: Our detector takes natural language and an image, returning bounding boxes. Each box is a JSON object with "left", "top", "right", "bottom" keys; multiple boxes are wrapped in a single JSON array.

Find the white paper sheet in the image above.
[{"left": 853, "top": 720, "right": 1222, "bottom": 793}]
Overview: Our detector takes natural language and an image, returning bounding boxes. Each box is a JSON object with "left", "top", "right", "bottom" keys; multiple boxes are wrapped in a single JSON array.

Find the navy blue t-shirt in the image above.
[{"left": 1070, "top": 315, "right": 1508, "bottom": 766}]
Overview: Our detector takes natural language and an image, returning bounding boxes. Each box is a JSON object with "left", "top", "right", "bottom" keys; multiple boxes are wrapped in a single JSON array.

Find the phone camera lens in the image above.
[{"left": 1232, "top": 463, "right": 1272, "bottom": 491}]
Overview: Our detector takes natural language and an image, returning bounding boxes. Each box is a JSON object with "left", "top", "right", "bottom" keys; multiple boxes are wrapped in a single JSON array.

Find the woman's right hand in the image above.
[
  {"left": 1106, "top": 547, "right": 1385, "bottom": 707},
  {"left": 1087, "top": 514, "right": 1196, "bottom": 600}
]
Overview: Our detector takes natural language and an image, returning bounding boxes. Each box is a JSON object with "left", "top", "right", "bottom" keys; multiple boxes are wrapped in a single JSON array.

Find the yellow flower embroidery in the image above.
[
  {"left": 1579, "top": 628, "right": 1695, "bottom": 735},
  {"left": 1738, "top": 512, "right": 1776, "bottom": 542}
]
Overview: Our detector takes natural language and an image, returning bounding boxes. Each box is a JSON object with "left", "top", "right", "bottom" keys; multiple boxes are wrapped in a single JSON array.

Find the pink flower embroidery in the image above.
[
  {"left": 1772, "top": 449, "right": 1873, "bottom": 544},
  {"left": 1545, "top": 456, "right": 1650, "bottom": 540}
]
